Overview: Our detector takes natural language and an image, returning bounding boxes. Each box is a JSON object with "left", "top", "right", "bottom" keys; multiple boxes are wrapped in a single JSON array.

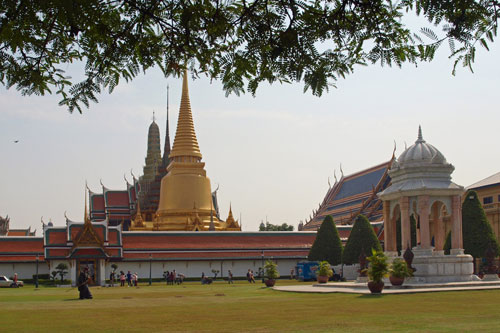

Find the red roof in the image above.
[
  {"left": 105, "top": 191, "right": 129, "bottom": 207},
  {"left": 123, "top": 249, "right": 309, "bottom": 260},
  {"left": 0, "top": 237, "right": 43, "bottom": 253},
  {"left": 122, "top": 232, "right": 316, "bottom": 251}
]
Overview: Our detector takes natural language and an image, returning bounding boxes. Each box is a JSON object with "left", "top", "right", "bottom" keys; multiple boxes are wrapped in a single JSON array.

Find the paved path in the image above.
[{"left": 274, "top": 281, "right": 500, "bottom": 294}]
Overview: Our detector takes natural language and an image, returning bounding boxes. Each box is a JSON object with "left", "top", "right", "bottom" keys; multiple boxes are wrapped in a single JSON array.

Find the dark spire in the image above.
[{"left": 162, "top": 84, "right": 171, "bottom": 169}]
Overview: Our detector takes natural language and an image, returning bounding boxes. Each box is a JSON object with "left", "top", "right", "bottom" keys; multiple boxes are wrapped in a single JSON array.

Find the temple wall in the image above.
[
  {"left": 0, "top": 262, "right": 50, "bottom": 279},
  {"left": 104, "top": 259, "right": 303, "bottom": 280}
]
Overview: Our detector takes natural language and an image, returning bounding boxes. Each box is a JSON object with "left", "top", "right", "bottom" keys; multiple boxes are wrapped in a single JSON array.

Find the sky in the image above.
[{"left": 1, "top": 38, "right": 499, "bottom": 233}]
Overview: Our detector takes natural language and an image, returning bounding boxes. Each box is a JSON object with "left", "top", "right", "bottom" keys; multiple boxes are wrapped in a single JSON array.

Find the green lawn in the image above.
[{"left": 1, "top": 280, "right": 499, "bottom": 332}]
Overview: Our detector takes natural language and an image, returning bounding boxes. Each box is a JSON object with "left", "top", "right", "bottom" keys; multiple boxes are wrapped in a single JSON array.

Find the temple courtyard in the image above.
[{"left": 2, "top": 280, "right": 500, "bottom": 332}]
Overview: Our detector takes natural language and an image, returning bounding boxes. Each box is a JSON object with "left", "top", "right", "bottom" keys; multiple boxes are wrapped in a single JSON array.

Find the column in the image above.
[
  {"left": 418, "top": 195, "right": 431, "bottom": 249},
  {"left": 383, "top": 201, "right": 397, "bottom": 254},
  {"left": 433, "top": 203, "right": 445, "bottom": 254},
  {"left": 451, "top": 195, "right": 464, "bottom": 254},
  {"left": 400, "top": 196, "right": 411, "bottom": 251},
  {"left": 70, "top": 260, "right": 77, "bottom": 287},
  {"left": 99, "top": 260, "right": 106, "bottom": 286}
]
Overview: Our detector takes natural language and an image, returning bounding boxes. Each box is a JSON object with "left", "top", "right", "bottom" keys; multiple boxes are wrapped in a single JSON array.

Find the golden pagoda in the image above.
[{"left": 130, "top": 70, "right": 240, "bottom": 231}]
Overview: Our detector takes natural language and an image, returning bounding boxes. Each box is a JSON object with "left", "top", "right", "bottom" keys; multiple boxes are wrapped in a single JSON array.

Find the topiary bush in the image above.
[
  {"left": 308, "top": 215, "right": 343, "bottom": 265},
  {"left": 342, "top": 214, "right": 382, "bottom": 265},
  {"left": 462, "top": 190, "right": 500, "bottom": 259},
  {"left": 396, "top": 215, "right": 417, "bottom": 254}
]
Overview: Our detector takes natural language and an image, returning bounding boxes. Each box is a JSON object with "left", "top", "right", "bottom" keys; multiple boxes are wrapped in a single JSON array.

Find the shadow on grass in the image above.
[
  {"left": 63, "top": 298, "right": 85, "bottom": 301},
  {"left": 357, "top": 294, "right": 387, "bottom": 299}
]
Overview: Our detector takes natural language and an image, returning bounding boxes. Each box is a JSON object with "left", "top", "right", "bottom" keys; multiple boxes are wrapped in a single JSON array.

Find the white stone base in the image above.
[
  {"left": 356, "top": 276, "right": 368, "bottom": 283},
  {"left": 408, "top": 251, "right": 474, "bottom": 284},
  {"left": 482, "top": 274, "right": 500, "bottom": 281}
]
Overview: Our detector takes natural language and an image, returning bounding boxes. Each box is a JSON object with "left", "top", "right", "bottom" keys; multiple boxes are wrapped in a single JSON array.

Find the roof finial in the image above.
[
  {"left": 417, "top": 125, "right": 425, "bottom": 143},
  {"left": 152, "top": 111, "right": 156, "bottom": 122}
]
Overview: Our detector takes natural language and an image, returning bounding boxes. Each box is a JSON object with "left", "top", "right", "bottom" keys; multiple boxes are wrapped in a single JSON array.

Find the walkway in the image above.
[{"left": 274, "top": 280, "right": 500, "bottom": 294}]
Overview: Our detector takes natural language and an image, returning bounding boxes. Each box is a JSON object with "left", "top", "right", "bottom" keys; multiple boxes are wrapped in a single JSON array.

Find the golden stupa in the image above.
[{"left": 130, "top": 70, "right": 240, "bottom": 231}]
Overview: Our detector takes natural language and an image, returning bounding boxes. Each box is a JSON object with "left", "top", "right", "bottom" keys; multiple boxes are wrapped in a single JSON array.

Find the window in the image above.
[{"left": 483, "top": 196, "right": 493, "bottom": 204}]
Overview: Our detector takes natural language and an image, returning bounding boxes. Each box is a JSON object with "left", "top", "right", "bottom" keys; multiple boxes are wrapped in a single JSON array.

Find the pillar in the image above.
[
  {"left": 400, "top": 196, "right": 411, "bottom": 251},
  {"left": 451, "top": 195, "right": 464, "bottom": 254},
  {"left": 418, "top": 196, "right": 431, "bottom": 249},
  {"left": 433, "top": 203, "right": 445, "bottom": 253},
  {"left": 383, "top": 201, "right": 397, "bottom": 254},
  {"left": 70, "top": 259, "right": 77, "bottom": 287}
]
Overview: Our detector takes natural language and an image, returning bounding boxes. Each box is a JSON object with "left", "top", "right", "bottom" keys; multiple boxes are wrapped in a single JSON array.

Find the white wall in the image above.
[
  {"left": 0, "top": 262, "right": 50, "bottom": 279},
  {"left": 1, "top": 258, "right": 305, "bottom": 282},
  {"left": 104, "top": 259, "right": 302, "bottom": 281}
]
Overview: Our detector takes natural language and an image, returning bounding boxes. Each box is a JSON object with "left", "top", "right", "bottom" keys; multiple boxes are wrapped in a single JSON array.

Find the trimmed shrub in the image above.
[
  {"left": 444, "top": 231, "right": 451, "bottom": 254},
  {"left": 462, "top": 190, "right": 499, "bottom": 259},
  {"left": 308, "top": 215, "right": 343, "bottom": 265},
  {"left": 395, "top": 215, "right": 417, "bottom": 254},
  {"left": 342, "top": 214, "right": 382, "bottom": 264}
]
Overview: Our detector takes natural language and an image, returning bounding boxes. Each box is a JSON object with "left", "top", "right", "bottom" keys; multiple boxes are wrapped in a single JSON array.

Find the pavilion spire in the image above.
[
  {"left": 169, "top": 69, "right": 202, "bottom": 160},
  {"left": 417, "top": 125, "right": 425, "bottom": 143}
]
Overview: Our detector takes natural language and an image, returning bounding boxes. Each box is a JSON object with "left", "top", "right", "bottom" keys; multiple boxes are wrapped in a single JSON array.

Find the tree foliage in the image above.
[
  {"left": 308, "top": 215, "right": 343, "bottom": 265},
  {"left": 259, "top": 221, "right": 294, "bottom": 231},
  {"left": 55, "top": 263, "right": 68, "bottom": 284},
  {"left": 342, "top": 214, "right": 382, "bottom": 265},
  {"left": 1, "top": 1, "right": 498, "bottom": 112},
  {"left": 462, "top": 190, "right": 499, "bottom": 258}
]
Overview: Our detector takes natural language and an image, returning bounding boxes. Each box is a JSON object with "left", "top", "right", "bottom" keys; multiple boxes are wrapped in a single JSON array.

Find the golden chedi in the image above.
[{"left": 130, "top": 70, "right": 240, "bottom": 231}]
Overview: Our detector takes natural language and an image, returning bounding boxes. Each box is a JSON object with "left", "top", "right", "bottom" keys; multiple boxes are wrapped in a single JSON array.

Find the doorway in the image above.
[{"left": 77, "top": 259, "right": 98, "bottom": 285}]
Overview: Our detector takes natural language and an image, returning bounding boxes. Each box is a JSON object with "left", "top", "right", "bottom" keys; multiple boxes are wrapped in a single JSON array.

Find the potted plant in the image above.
[
  {"left": 264, "top": 260, "right": 280, "bottom": 287},
  {"left": 365, "top": 249, "right": 388, "bottom": 294},
  {"left": 389, "top": 258, "right": 412, "bottom": 286},
  {"left": 316, "top": 261, "right": 333, "bottom": 283}
]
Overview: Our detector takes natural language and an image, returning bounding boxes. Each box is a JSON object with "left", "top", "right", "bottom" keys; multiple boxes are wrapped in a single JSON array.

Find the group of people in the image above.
[
  {"left": 246, "top": 269, "right": 256, "bottom": 283},
  {"left": 115, "top": 270, "right": 139, "bottom": 287},
  {"left": 163, "top": 270, "right": 185, "bottom": 285}
]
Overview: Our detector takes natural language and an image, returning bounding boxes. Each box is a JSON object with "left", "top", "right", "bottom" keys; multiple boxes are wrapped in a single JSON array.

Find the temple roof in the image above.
[
  {"left": 467, "top": 171, "right": 500, "bottom": 190},
  {"left": 303, "top": 159, "right": 392, "bottom": 230}
]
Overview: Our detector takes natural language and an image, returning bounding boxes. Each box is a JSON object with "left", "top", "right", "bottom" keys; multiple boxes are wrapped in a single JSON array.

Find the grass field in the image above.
[{"left": 1, "top": 280, "right": 500, "bottom": 332}]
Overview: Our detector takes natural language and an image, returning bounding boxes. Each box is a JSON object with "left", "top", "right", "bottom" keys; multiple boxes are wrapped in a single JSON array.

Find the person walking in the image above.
[
  {"left": 126, "top": 270, "right": 132, "bottom": 287},
  {"left": 119, "top": 271, "right": 125, "bottom": 287},
  {"left": 133, "top": 272, "right": 138, "bottom": 286},
  {"left": 228, "top": 270, "right": 233, "bottom": 284}
]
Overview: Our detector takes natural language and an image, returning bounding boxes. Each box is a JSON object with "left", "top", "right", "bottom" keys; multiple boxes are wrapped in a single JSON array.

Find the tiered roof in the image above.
[{"left": 303, "top": 159, "right": 393, "bottom": 231}]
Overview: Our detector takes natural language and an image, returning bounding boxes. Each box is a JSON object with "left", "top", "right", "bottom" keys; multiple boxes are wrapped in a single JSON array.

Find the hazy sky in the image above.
[{"left": 1, "top": 40, "right": 499, "bottom": 233}]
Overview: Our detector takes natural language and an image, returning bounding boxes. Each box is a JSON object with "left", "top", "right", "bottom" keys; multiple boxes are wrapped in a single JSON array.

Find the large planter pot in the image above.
[
  {"left": 264, "top": 279, "right": 276, "bottom": 287},
  {"left": 389, "top": 275, "right": 405, "bottom": 286},
  {"left": 367, "top": 281, "right": 384, "bottom": 294},
  {"left": 317, "top": 275, "right": 329, "bottom": 283}
]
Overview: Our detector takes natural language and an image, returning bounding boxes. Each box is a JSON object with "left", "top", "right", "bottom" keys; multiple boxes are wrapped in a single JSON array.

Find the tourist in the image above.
[
  {"left": 13, "top": 273, "right": 18, "bottom": 286},
  {"left": 172, "top": 270, "right": 177, "bottom": 284},
  {"left": 163, "top": 271, "right": 170, "bottom": 286},
  {"left": 228, "top": 270, "right": 233, "bottom": 284},
  {"left": 168, "top": 271, "right": 174, "bottom": 285},
  {"left": 133, "top": 272, "right": 138, "bottom": 286},
  {"left": 250, "top": 270, "right": 256, "bottom": 283},
  {"left": 201, "top": 272, "right": 206, "bottom": 284},
  {"left": 246, "top": 269, "right": 251, "bottom": 282},
  {"left": 126, "top": 270, "right": 132, "bottom": 287},
  {"left": 119, "top": 271, "right": 125, "bottom": 287},
  {"left": 290, "top": 268, "right": 295, "bottom": 280},
  {"left": 109, "top": 271, "right": 115, "bottom": 287},
  {"left": 176, "top": 273, "right": 185, "bottom": 284},
  {"left": 77, "top": 267, "right": 93, "bottom": 300}
]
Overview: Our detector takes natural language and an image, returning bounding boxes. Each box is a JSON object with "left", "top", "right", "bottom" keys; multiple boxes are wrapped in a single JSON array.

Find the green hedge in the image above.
[
  {"left": 342, "top": 215, "right": 382, "bottom": 264},
  {"left": 308, "top": 215, "right": 343, "bottom": 265}
]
